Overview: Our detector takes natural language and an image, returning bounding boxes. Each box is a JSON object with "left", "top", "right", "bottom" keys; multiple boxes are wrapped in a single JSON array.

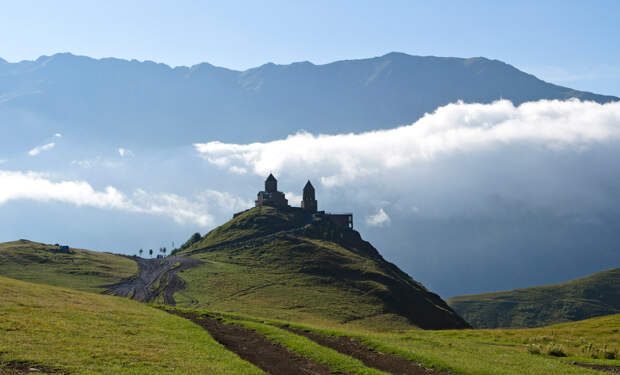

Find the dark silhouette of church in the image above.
[
  {"left": 254, "top": 174, "right": 353, "bottom": 229},
  {"left": 255, "top": 174, "right": 288, "bottom": 208}
]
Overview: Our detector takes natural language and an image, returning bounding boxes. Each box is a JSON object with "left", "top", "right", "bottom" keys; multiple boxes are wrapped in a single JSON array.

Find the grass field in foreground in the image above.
[
  {"left": 0, "top": 276, "right": 263, "bottom": 375},
  {"left": 190, "top": 309, "right": 619, "bottom": 375},
  {"left": 0, "top": 240, "right": 138, "bottom": 293}
]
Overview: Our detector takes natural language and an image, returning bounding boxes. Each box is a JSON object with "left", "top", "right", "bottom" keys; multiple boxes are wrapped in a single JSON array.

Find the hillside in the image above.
[
  {"left": 2, "top": 52, "right": 617, "bottom": 149},
  {"left": 0, "top": 239, "right": 138, "bottom": 293},
  {"left": 447, "top": 268, "right": 620, "bottom": 328},
  {"left": 0, "top": 276, "right": 263, "bottom": 374},
  {"left": 113, "top": 206, "right": 469, "bottom": 330}
]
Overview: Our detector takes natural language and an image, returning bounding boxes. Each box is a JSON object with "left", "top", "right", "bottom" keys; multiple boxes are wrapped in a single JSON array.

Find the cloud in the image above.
[
  {"left": 195, "top": 99, "right": 620, "bottom": 187},
  {"left": 229, "top": 165, "right": 248, "bottom": 175},
  {"left": 0, "top": 159, "right": 6, "bottom": 165},
  {"left": 198, "top": 190, "right": 253, "bottom": 212},
  {"left": 70, "top": 157, "right": 121, "bottom": 169},
  {"left": 365, "top": 208, "right": 391, "bottom": 227},
  {"left": 0, "top": 170, "right": 248, "bottom": 227},
  {"left": 54, "top": 133, "right": 62, "bottom": 138},
  {"left": 118, "top": 148, "right": 133, "bottom": 157},
  {"left": 285, "top": 191, "right": 302, "bottom": 205},
  {"left": 194, "top": 99, "right": 620, "bottom": 222},
  {"left": 28, "top": 142, "right": 55, "bottom": 156}
]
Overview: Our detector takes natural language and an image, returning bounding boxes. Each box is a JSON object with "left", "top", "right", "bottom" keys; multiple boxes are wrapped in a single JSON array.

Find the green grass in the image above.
[
  {"left": 210, "top": 310, "right": 620, "bottom": 375},
  {"left": 230, "top": 318, "right": 389, "bottom": 375},
  {"left": 448, "top": 268, "right": 620, "bottom": 328},
  {"left": 162, "top": 307, "right": 390, "bottom": 375},
  {"left": 184, "top": 206, "right": 310, "bottom": 251},
  {"left": 173, "top": 206, "right": 467, "bottom": 330},
  {"left": 0, "top": 240, "right": 138, "bottom": 293},
  {"left": 0, "top": 276, "right": 264, "bottom": 375}
]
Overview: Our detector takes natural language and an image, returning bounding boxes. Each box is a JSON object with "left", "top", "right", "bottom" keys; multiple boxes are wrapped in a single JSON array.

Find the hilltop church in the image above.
[{"left": 254, "top": 174, "right": 353, "bottom": 229}]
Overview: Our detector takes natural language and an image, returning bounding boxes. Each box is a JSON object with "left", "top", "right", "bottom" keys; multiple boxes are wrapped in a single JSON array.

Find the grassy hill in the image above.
[
  {"left": 0, "top": 239, "right": 138, "bottom": 293},
  {"left": 0, "top": 276, "right": 263, "bottom": 374},
  {"left": 448, "top": 268, "right": 620, "bottom": 328},
  {"left": 169, "top": 206, "right": 468, "bottom": 330}
]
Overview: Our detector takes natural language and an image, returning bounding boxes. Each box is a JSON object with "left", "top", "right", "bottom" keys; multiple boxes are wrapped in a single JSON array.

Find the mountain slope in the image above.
[
  {"left": 447, "top": 268, "right": 620, "bottom": 328},
  {"left": 2, "top": 52, "right": 617, "bottom": 149},
  {"left": 166, "top": 206, "right": 469, "bottom": 330},
  {"left": 0, "top": 239, "right": 138, "bottom": 293}
]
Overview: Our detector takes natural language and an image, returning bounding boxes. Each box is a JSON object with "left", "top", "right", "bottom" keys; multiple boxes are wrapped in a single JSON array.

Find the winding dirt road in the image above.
[{"left": 105, "top": 255, "right": 202, "bottom": 304}]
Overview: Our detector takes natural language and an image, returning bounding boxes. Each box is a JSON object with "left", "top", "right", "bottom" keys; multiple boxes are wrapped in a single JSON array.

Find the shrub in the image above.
[
  {"left": 604, "top": 349, "right": 617, "bottom": 360},
  {"left": 527, "top": 344, "right": 542, "bottom": 355},
  {"left": 546, "top": 344, "right": 567, "bottom": 357}
]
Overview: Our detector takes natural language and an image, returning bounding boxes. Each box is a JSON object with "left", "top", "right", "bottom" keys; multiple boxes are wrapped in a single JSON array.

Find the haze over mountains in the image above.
[
  {"left": 1, "top": 51, "right": 619, "bottom": 298},
  {"left": 1, "top": 52, "right": 617, "bottom": 150}
]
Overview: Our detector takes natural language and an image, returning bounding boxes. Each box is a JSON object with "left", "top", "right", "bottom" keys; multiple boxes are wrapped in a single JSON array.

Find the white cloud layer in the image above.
[
  {"left": 0, "top": 170, "right": 250, "bottom": 227},
  {"left": 195, "top": 99, "right": 620, "bottom": 187},
  {"left": 28, "top": 142, "right": 55, "bottom": 156}
]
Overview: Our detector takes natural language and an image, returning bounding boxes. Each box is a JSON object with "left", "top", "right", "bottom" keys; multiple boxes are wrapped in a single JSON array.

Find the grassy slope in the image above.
[
  {"left": 176, "top": 206, "right": 467, "bottom": 330},
  {"left": 447, "top": 268, "right": 620, "bottom": 328},
  {"left": 184, "top": 206, "right": 310, "bottom": 250},
  {"left": 216, "top": 309, "right": 619, "bottom": 375},
  {"left": 0, "top": 276, "right": 263, "bottom": 375},
  {"left": 0, "top": 239, "right": 138, "bottom": 293}
]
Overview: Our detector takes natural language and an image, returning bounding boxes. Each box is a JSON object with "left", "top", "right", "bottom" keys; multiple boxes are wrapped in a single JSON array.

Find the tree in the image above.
[
  {"left": 139, "top": 248, "right": 143, "bottom": 257},
  {"left": 162, "top": 247, "right": 167, "bottom": 257},
  {"left": 149, "top": 249, "right": 153, "bottom": 258}
]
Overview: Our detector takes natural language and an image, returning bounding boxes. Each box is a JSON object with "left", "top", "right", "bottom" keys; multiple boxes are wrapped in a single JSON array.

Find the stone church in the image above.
[{"left": 254, "top": 174, "right": 353, "bottom": 229}]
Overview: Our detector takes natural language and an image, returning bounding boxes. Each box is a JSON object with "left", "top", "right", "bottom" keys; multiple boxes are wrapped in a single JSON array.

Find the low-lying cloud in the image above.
[
  {"left": 195, "top": 99, "right": 620, "bottom": 221},
  {"left": 0, "top": 170, "right": 250, "bottom": 227},
  {"left": 195, "top": 99, "right": 620, "bottom": 186}
]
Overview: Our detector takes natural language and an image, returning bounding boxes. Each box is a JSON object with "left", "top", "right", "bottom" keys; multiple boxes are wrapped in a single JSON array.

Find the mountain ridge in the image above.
[
  {"left": 447, "top": 267, "right": 620, "bottom": 328},
  {"left": 2, "top": 51, "right": 616, "bottom": 148}
]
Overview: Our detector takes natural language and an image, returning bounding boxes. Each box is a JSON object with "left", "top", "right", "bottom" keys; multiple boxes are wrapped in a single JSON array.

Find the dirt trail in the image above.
[
  {"left": 285, "top": 327, "right": 449, "bottom": 375},
  {"left": 104, "top": 255, "right": 201, "bottom": 304},
  {"left": 168, "top": 311, "right": 337, "bottom": 375},
  {"left": 575, "top": 362, "right": 620, "bottom": 374},
  {"left": 0, "top": 360, "right": 66, "bottom": 374}
]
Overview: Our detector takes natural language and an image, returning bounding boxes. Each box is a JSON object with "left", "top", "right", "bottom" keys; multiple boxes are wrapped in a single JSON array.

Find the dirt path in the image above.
[
  {"left": 575, "top": 362, "right": 620, "bottom": 374},
  {"left": 168, "top": 311, "right": 337, "bottom": 375},
  {"left": 0, "top": 360, "right": 66, "bottom": 374},
  {"left": 285, "top": 327, "right": 450, "bottom": 375},
  {"left": 104, "top": 255, "right": 202, "bottom": 304}
]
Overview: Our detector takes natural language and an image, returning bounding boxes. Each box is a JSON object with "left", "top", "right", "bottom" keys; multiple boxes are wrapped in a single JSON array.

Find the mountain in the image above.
[
  {"left": 1, "top": 52, "right": 617, "bottom": 148},
  {"left": 110, "top": 206, "right": 470, "bottom": 330},
  {"left": 447, "top": 268, "right": 620, "bottom": 328}
]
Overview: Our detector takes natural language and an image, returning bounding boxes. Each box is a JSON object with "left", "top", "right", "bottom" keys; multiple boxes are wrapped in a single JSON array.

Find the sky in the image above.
[{"left": 1, "top": 0, "right": 619, "bottom": 96}]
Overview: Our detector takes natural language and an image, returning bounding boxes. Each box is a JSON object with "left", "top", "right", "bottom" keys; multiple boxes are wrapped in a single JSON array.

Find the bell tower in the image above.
[
  {"left": 265, "top": 173, "right": 277, "bottom": 193},
  {"left": 301, "top": 180, "right": 318, "bottom": 212}
]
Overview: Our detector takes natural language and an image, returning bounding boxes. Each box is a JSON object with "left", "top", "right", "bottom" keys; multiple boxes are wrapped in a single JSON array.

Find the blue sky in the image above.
[{"left": 1, "top": 0, "right": 619, "bottom": 96}]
